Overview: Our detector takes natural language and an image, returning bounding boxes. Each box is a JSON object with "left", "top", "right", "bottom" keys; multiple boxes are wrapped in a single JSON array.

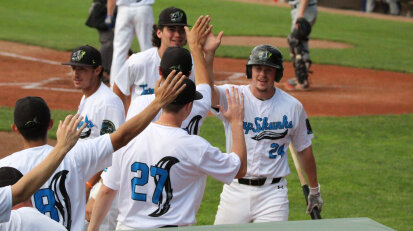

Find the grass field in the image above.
[
  {"left": 1, "top": 108, "right": 412, "bottom": 230},
  {"left": 1, "top": 0, "right": 413, "bottom": 73}
]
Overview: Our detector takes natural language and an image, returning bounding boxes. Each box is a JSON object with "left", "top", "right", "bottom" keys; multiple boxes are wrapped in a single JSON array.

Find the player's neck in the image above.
[
  {"left": 82, "top": 81, "right": 101, "bottom": 98},
  {"left": 22, "top": 136, "right": 48, "bottom": 149},
  {"left": 158, "top": 45, "right": 168, "bottom": 59},
  {"left": 249, "top": 85, "right": 276, "bottom": 101},
  {"left": 157, "top": 113, "right": 184, "bottom": 128},
  {"left": 12, "top": 200, "right": 32, "bottom": 210}
]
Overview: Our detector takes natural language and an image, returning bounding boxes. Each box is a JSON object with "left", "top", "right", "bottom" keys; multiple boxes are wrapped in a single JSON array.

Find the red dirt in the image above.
[{"left": 1, "top": 41, "right": 413, "bottom": 155}]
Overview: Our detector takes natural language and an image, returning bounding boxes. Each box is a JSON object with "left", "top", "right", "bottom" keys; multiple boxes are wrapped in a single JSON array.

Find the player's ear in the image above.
[
  {"left": 95, "top": 66, "right": 103, "bottom": 75},
  {"left": 184, "top": 102, "right": 193, "bottom": 113},
  {"left": 156, "top": 28, "right": 163, "bottom": 39},
  {"left": 48, "top": 119, "right": 54, "bottom": 130},
  {"left": 11, "top": 124, "right": 20, "bottom": 134}
]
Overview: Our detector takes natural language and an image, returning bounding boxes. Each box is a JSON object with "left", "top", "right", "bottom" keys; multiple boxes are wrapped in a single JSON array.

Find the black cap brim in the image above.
[
  {"left": 61, "top": 62, "right": 97, "bottom": 67},
  {"left": 159, "top": 23, "right": 190, "bottom": 27}
]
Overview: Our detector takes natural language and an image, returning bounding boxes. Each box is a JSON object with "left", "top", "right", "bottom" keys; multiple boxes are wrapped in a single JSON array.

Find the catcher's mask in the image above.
[{"left": 246, "top": 44, "right": 284, "bottom": 83}]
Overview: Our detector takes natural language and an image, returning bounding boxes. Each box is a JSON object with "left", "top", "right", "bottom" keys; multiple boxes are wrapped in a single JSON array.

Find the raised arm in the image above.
[
  {"left": 113, "top": 83, "right": 131, "bottom": 113},
  {"left": 109, "top": 72, "right": 186, "bottom": 151},
  {"left": 203, "top": 28, "right": 223, "bottom": 90},
  {"left": 11, "top": 114, "right": 85, "bottom": 205},
  {"left": 185, "top": 15, "right": 211, "bottom": 87},
  {"left": 217, "top": 87, "right": 246, "bottom": 178}
]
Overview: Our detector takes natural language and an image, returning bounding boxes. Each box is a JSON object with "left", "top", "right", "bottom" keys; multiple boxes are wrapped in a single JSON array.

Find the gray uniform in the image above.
[
  {"left": 288, "top": 0, "right": 317, "bottom": 64},
  {"left": 285, "top": 0, "right": 317, "bottom": 88}
]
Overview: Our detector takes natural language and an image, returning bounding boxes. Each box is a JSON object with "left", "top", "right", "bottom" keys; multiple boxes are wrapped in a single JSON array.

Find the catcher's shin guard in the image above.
[{"left": 288, "top": 34, "right": 311, "bottom": 84}]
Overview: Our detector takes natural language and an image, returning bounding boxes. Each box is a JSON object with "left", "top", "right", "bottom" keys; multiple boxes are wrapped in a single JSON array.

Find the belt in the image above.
[
  {"left": 238, "top": 177, "right": 281, "bottom": 186},
  {"left": 291, "top": 2, "right": 316, "bottom": 9}
]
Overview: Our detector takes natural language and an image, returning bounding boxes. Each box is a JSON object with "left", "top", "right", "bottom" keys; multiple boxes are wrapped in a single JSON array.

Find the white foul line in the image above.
[
  {"left": 0, "top": 77, "right": 80, "bottom": 93},
  {"left": 0, "top": 51, "right": 61, "bottom": 65}
]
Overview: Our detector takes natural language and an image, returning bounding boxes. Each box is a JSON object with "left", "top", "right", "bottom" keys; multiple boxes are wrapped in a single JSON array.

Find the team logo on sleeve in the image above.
[
  {"left": 100, "top": 120, "right": 116, "bottom": 135},
  {"left": 306, "top": 118, "right": 313, "bottom": 135}
]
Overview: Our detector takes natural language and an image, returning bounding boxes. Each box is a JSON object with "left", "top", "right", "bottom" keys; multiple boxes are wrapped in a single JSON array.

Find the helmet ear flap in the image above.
[
  {"left": 275, "top": 70, "right": 283, "bottom": 83},
  {"left": 246, "top": 65, "right": 252, "bottom": 79}
]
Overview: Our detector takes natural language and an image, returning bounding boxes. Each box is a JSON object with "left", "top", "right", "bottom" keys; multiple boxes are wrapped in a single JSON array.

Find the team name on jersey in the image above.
[
  {"left": 140, "top": 84, "right": 154, "bottom": 95},
  {"left": 243, "top": 115, "right": 293, "bottom": 134}
]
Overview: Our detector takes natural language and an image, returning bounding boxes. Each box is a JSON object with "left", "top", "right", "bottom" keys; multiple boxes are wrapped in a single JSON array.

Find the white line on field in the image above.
[
  {"left": 0, "top": 51, "right": 61, "bottom": 65},
  {"left": 0, "top": 77, "right": 81, "bottom": 93}
]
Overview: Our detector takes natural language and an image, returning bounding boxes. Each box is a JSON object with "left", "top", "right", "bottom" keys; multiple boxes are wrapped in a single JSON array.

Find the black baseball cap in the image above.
[
  {"left": 171, "top": 78, "right": 202, "bottom": 105},
  {"left": 160, "top": 47, "right": 192, "bottom": 78},
  {"left": 14, "top": 96, "right": 51, "bottom": 130},
  {"left": 62, "top": 45, "right": 102, "bottom": 67},
  {"left": 158, "top": 7, "right": 188, "bottom": 26},
  {"left": 0, "top": 167, "right": 23, "bottom": 187}
]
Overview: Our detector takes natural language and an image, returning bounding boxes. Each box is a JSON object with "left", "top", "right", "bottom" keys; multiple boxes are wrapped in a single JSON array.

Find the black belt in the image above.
[
  {"left": 291, "top": 2, "right": 316, "bottom": 9},
  {"left": 238, "top": 177, "right": 281, "bottom": 186}
]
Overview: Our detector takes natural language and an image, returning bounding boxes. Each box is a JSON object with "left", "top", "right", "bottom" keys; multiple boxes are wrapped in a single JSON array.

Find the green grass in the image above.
[
  {"left": 1, "top": 0, "right": 413, "bottom": 73},
  {"left": 1, "top": 109, "right": 412, "bottom": 230}
]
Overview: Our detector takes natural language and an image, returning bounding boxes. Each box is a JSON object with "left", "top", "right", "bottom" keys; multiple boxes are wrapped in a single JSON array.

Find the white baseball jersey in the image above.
[
  {"left": 0, "top": 135, "right": 113, "bottom": 231},
  {"left": 0, "top": 207, "right": 67, "bottom": 231},
  {"left": 110, "top": 0, "right": 154, "bottom": 86},
  {"left": 126, "top": 84, "right": 211, "bottom": 135},
  {"left": 114, "top": 47, "right": 195, "bottom": 103},
  {"left": 0, "top": 186, "right": 12, "bottom": 223},
  {"left": 116, "top": 0, "right": 154, "bottom": 7},
  {"left": 213, "top": 85, "right": 314, "bottom": 179},
  {"left": 77, "top": 82, "right": 125, "bottom": 140},
  {"left": 102, "top": 123, "right": 241, "bottom": 228}
]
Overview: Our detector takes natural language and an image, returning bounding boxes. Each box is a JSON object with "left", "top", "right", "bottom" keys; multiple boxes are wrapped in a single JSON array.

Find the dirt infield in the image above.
[{"left": 1, "top": 40, "right": 413, "bottom": 155}]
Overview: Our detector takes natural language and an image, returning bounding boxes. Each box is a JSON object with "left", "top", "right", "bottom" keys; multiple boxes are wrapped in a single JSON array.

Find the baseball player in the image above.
[
  {"left": 0, "top": 113, "right": 83, "bottom": 224},
  {"left": 107, "top": 0, "right": 154, "bottom": 86},
  {"left": 284, "top": 0, "right": 317, "bottom": 90},
  {"left": 126, "top": 16, "right": 223, "bottom": 135},
  {"left": 62, "top": 44, "right": 125, "bottom": 230},
  {"left": 112, "top": 6, "right": 195, "bottom": 113},
  {"left": 88, "top": 51, "right": 246, "bottom": 229},
  {"left": 0, "top": 75, "right": 185, "bottom": 230},
  {"left": 212, "top": 45, "right": 323, "bottom": 224},
  {"left": 0, "top": 167, "right": 67, "bottom": 230}
]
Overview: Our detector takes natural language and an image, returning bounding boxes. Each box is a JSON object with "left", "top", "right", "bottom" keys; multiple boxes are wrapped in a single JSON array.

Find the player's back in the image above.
[
  {"left": 105, "top": 122, "right": 239, "bottom": 228},
  {"left": 125, "top": 84, "right": 211, "bottom": 135},
  {"left": 0, "top": 135, "right": 113, "bottom": 231}
]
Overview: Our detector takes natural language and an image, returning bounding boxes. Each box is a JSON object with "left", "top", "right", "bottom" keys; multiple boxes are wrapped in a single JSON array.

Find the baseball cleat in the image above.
[{"left": 284, "top": 78, "right": 309, "bottom": 91}]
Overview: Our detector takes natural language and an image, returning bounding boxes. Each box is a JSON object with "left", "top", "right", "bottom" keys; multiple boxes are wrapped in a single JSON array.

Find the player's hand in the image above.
[
  {"left": 307, "top": 184, "right": 323, "bottom": 213},
  {"left": 85, "top": 197, "right": 95, "bottom": 222},
  {"left": 56, "top": 114, "right": 85, "bottom": 151},
  {"left": 203, "top": 30, "right": 224, "bottom": 54},
  {"left": 185, "top": 15, "right": 212, "bottom": 50},
  {"left": 218, "top": 87, "right": 244, "bottom": 124},
  {"left": 104, "top": 15, "right": 115, "bottom": 29},
  {"left": 154, "top": 70, "right": 186, "bottom": 106}
]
